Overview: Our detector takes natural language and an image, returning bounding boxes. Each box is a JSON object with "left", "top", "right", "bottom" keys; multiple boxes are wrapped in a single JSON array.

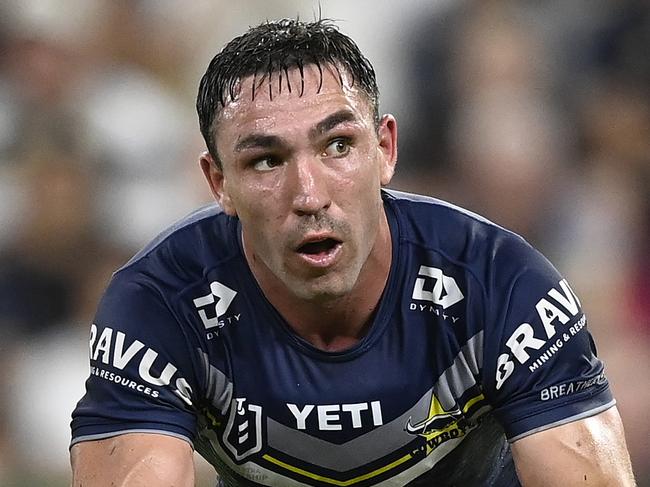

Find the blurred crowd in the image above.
[{"left": 0, "top": 0, "right": 647, "bottom": 485}]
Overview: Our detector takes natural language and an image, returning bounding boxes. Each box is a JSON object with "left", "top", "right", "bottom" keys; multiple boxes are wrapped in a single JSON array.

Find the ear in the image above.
[
  {"left": 376, "top": 114, "right": 398, "bottom": 186},
  {"left": 199, "top": 151, "right": 237, "bottom": 216}
]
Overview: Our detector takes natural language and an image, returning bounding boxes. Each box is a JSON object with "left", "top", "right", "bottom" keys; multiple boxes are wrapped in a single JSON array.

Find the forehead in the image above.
[{"left": 215, "top": 63, "right": 373, "bottom": 142}]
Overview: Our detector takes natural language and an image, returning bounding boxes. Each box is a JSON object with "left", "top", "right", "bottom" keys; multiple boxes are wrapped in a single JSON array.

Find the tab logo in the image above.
[
  {"left": 412, "top": 266, "right": 464, "bottom": 309},
  {"left": 193, "top": 281, "right": 237, "bottom": 330}
]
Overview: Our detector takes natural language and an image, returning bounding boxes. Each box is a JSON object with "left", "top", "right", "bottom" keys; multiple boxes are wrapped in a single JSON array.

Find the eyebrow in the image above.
[
  {"left": 234, "top": 134, "right": 282, "bottom": 153},
  {"left": 309, "top": 109, "right": 358, "bottom": 139},
  {"left": 233, "top": 109, "right": 359, "bottom": 153}
]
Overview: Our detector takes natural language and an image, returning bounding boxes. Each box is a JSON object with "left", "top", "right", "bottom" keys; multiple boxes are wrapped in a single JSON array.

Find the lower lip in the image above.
[{"left": 296, "top": 242, "right": 343, "bottom": 268}]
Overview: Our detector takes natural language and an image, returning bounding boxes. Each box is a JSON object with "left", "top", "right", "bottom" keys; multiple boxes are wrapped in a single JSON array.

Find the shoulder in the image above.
[
  {"left": 94, "top": 202, "right": 242, "bottom": 343},
  {"left": 385, "top": 189, "right": 570, "bottom": 348},
  {"left": 385, "top": 188, "right": 524, "bottom": 249},
  {"left": 384, "top": 188, "right": 539, "bottom": 286},
  {"left": 391, "top": 191, "right": 574, "bottom": 329},
  {"left": 114, "top": 202, "right": 240, "bottom": 287}
]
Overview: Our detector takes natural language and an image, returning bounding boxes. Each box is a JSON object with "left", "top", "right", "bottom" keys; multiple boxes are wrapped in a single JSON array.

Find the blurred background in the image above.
[{"left": 0, "top": 0, "right": 648, "bottom": 485}]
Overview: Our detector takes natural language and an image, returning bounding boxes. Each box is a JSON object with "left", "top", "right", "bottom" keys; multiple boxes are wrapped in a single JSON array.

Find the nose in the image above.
[{"left": 289, "top": 157, "right": 331, "bottom": 216}]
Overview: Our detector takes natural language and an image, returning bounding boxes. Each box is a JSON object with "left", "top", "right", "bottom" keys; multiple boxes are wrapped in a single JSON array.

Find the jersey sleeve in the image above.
[
  {"left": 70, "top": 268, "right": 204, "bottom": 447},
  {"left": 482, "top": 235, "right": 614, "bottom": 442}
]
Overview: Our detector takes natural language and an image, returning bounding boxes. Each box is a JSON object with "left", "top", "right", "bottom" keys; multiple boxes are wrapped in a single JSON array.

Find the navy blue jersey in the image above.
[{"left": 71, "top": 190, "right": 613, "bottom": 486}]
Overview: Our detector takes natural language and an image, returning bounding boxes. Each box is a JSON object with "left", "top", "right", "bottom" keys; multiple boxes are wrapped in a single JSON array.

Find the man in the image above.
[{"left": 70, "top": 19, "right": 636, "bottom": 486}]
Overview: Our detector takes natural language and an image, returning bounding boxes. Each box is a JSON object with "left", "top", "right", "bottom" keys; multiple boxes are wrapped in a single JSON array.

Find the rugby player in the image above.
[{"left": 70, "top": 19, "right": 636, "bottom": 486}]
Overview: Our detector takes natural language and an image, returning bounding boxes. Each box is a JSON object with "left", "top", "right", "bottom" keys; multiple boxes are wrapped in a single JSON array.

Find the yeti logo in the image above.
[
  {"left": 223, "top": 398, "right": 263, "bottom": 462},
  {"left": 193, "top": 281, "right": 237, "bottom": 330},
  {"left": 412, "top": 266, "right": 464, "bottom": 309}
]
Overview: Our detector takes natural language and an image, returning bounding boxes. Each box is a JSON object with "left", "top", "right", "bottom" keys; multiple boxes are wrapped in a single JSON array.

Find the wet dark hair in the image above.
[{"left": 196, "top": 18, "right": 380, "bottom": 162}]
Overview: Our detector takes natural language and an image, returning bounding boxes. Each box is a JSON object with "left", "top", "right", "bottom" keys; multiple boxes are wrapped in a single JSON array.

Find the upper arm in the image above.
[
  {"left": 71, "top": 270, "right": 204, "bottom": 454},
  {"left": 71, "top": 433, "right": 195, "bottom": 487},
  {"left": 511, "top": 406, "right": 636, "bottom": 486},
  {"left": 481, "top": 238, "right": 634, "bottom": 483},
  {"left": 483, "top": 237, "right": 614, "bottom": 440}
]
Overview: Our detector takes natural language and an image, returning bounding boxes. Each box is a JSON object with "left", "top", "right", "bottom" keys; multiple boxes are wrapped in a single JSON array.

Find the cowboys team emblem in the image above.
[{"left": 405, "top": 408, "right": 464, "bottom": 436}]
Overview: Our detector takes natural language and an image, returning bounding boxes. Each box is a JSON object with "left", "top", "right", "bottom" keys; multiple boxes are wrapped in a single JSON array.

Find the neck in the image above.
[{"left": 244, "top": 210, "right": 393, "bottom": 352}]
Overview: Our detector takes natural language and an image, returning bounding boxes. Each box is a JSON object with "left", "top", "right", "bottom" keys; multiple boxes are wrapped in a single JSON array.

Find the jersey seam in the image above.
[
  {"left": 507, "top": 397, "right": 616, "bottom": 443},
  {"left": 397, "top": 237, "right": 489, "bottom": 304},
  {"left": 127, "top": 266, "right": 212, "bottom": 414},
  {"left": 481, "top": 267, "right": 529, "bottom": 406},
  {"left": 384, "top": 188, "right": 527, "bottom": 244},
  {"left": 397, "top": 237, "right": 490, "bottom": 360},
  {"left": 501, "top": 381, "right": 611, "bottom": 429},
  {"left": 71, "top": 427, "right": 195, "bottom": 449}
]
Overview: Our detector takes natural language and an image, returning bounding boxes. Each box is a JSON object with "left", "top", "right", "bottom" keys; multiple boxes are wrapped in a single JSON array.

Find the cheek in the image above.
[
  {"left": 240, "top": 203, "right": 278, "bottom": 231},
  {"left": 349, "top": 155, "right": 383, "bottom": 201},
  {"left": 228, "top": 180, "right": 271, "bottom": 217},
  {"left": 338, "top": 150, "right": 381, "bottom": 186},
  {"left": 234, "top": 190, "right": 285, "bottom": 241}
]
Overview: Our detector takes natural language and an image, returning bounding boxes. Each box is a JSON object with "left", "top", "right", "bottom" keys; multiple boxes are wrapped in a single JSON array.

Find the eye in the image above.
[
  {"left": 322, "top": 138, "right": 351, "bottom": 158},
  {"left": 252, "top": 156, "right": 283, "bottom": 172}
]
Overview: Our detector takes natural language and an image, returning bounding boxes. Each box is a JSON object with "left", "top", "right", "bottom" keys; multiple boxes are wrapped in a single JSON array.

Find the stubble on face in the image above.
[{"left": 214, "top": 64, "right": 388, "bottom": 305}]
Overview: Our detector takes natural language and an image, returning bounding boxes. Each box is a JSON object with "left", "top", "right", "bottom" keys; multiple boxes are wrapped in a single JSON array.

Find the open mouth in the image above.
[
  {"left": 297, "top": 238, "right": 341, "bottom": 255},
  {"left": 296, "top": 235, "right": 343, "bottom": 269}
]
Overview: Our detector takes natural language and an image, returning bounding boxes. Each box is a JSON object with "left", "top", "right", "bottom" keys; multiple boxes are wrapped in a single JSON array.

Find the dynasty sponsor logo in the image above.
[
  {"left": 88, "top": 324, "right": 192, "bottom": 405},
  {"left": 193, "top": 280, "right": 239, "bottom": 338},
  {"left": 412, "top": 266, "right": 464, "bottom": 309},
  {"left": 495, "top": 278, "right": 584, "bottom": 390},
  {"left": 410, "top": 265, "right": 464, "bottom": 322}
]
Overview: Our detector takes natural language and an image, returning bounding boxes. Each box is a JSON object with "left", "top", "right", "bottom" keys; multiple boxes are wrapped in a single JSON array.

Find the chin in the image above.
[{"left": 288, "top": 275, "right": 355, "bottom": 303}]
